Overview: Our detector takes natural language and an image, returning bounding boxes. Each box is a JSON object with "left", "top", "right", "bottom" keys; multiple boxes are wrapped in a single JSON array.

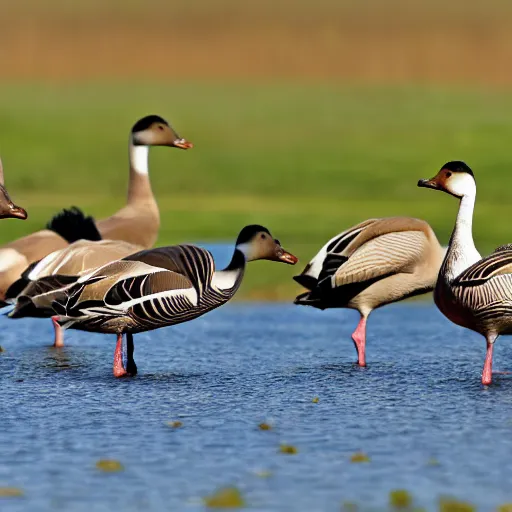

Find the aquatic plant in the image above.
[
  {"left": 0, "top": 487, "right": 23, "bottom": 498},
  {"left": 95, "top": 459, "right": 124, "bottom": 472},
  {"left": 203, "top": 486, "right": 246, "bottom": 508},
  {"left": 350, "top": 452, "right": 370, "bottom": 463},
  {"left": 389, "top": 489, "right": 413, "bottom": 509},
  {"left": 438, "top": 496, "right": 475, "bottom": 512},
  {"left": 279, "top": 444, "right": 298, "bottom": 454}
]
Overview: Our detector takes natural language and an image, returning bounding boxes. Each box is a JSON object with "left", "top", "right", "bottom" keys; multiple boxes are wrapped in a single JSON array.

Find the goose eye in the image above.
[
  {"left": 445, "top": 171, "right": 452, "bottom": 178},
  {"left": 260, "top": 233, "right": 266, "bottom": 239},
  {"left": 158, "top": 125, "right": 164, "bottom": 131},
  {"left": 274, "top": 239, "right": 280, "bottom": 245}
]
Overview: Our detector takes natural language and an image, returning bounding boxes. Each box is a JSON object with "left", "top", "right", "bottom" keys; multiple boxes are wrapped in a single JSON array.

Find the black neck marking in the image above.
[{"left": 223, "top": 248, "right": 246, "bottom": 272}]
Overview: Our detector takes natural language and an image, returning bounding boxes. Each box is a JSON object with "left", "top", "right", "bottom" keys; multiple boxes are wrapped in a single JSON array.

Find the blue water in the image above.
[{"left": 1, "top": 303, "right": 512, "bottom": 511}]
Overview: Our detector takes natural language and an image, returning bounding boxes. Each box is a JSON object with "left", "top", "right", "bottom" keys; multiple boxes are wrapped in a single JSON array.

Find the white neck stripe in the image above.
[{"left": 130, "top": 144, "right": 149, "bottom": 175}]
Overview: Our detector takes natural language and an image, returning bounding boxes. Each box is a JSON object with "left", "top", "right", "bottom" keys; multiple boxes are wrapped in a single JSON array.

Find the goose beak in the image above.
[
  {"left": 173, "top": 138, "right": 193, "bottom": 150},
  {"left": 8, "top": 204, "right": 27, "bottom": 220},
  {"left": 417, "top": 178, "right": 439, "bottom": 190},
  {"left": 277, "top": 249, "right": 298, "bottom": 265}
]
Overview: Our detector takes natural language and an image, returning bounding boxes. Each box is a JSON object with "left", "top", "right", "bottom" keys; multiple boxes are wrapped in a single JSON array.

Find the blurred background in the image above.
[{"left": 1, "top": 0, "right": 512, "bottom": 299}]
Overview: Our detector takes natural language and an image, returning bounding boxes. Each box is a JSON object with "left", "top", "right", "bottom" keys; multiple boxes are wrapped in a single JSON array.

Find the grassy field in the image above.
[{"left": 1, "top": 83, "right": 512, "bottom": 299}]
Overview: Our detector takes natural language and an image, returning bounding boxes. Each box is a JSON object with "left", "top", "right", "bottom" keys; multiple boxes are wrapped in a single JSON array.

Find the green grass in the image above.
[{"left": 1, "top": 82, "right": 512, "bottom": 299}]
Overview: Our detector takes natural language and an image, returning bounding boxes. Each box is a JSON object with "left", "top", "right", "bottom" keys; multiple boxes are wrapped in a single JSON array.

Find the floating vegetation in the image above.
[
  {"left": 350, "top": 452, "right": 370, "bottom": 463},
  {"left": 389, "top": 489, "right": 413, "bottom": 509},
  {"left": 167, "top": 421, "right": 183, "bottom": 428},
  {"left": 427, "top": 458, "right": 441, "bottom": 466},
  {"left": 254, "top": 470, "right": 272, "bottom": 478},
  {"left": 438, "top": 497, "right": 475, "bottom": 512},
  {"left": 0, "top": 487, "right": 23, "bottom": 498},
  {"left": 342, "top": 501, "right": 358, "bottom": 511},
  {"left": 312, "top": 396, "right": 319, "bottom": 403},
  {"left": 203, "top": 486, "right": 246, "bottom": 508},
  {"left": 95, "top": 459, "right": 124, "bottom": 472},
  {"left": 0, "top": 346, "right": 4, "bottom": 353},
  {"left": 497, "top": 505, "right": 512, "bottom": 512},
  {"left": 258, "top": 422, "right": 272, "bottom": 430},
  {"left": 279, "top": 444, "right": 298, "bottom": 454}
]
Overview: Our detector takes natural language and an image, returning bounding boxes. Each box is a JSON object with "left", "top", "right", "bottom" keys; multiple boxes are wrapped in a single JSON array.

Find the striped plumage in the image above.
[
  {"left": 294, "top": 216, "right": 445, "bottom": 366},
  {"left": 34, "top": 225, "right": 297, "bottom": 377},
  {"left": 8, "top": 239, "right": 144, "bottom": 346},
  {"left": 53, "top": 245, "right": 242, "bottom": 334},
  {"left": 419, "top": 160, "right": 512, "bottom": 385}
]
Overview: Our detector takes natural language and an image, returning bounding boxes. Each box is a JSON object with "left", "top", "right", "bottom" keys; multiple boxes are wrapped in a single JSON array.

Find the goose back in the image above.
[{"left": 95, "top": 201, "right": 160, "bottom": 249}]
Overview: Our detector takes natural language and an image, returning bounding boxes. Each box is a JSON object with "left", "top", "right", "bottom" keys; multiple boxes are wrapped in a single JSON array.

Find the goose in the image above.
[
  {"left": 294, "top": 217, "right": 445, "bottom": 366},
  {"left": 0, "top": 157, "right": 27, "bottom": 221},
  {"left": 8, "top": 238, "right": 144, "bottom": 347},
  {"left": 418, "top": 161, "right": 512, "bottom": 386},
  {"left": 94, "top": 114, "right": 192, "bottom": 248},
  {"left": 0, "top": 115, "right": 191, "bottom": 301},
  {"left": 15, "top": 225, "right": 298, "bottom": 377}
]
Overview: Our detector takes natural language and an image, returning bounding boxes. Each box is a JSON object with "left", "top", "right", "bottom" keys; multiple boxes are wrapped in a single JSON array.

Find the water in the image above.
[{"left": 1, "top": 303, "right": 512, "bottom": 512}]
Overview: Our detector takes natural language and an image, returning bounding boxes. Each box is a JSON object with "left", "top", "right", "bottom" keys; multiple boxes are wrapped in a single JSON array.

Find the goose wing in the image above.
[
  {"left": 123, "top": 245, "right": 215, "bottom": 297},
  {"left": 52, "top": 245, "right": 216, "bottom": 329},
  {"left": 7, "top": 240, "right": 143, "bottom": 300},
  {"left": 295, "top": 219, "right": 434, "bottom": 307},
  {"left": 331, "top": 229, "right": 429, "bottom": 287},
  {"left": 26, "top": 239, "right": 144, "bottom": 281},
  {"left": 452, "top": 248, "right": 512, "bottom": 287},
  {"left": 449, "top": 248, "right": 512, "bottom": 324},
  {"left": 295, "top": 217, "right": 433, "bottom": 290},
  {"left": 294, "top": 218, "right": 378, "bottom": 289}
]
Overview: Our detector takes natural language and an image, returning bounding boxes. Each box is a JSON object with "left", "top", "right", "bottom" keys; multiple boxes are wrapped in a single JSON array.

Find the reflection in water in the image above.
[{"left": 43, "top": 347, "right": 78, "bottom": 371}]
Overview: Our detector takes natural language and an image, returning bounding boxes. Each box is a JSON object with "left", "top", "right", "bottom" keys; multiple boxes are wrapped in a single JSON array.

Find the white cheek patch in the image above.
[
  {"left": 448, "top": 173, "right": 476, "bottom": 198},
  {"left": 236, "top": 243, "right": 251, "bottom": 260},
  {"left": 131, "top": 145, "right": 149, "bottom": 175}
]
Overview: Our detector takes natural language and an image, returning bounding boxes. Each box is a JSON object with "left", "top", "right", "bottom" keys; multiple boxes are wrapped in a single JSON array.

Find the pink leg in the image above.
[
  {"left": 113, "top": 333, "right": 137, "bottom": 378},
  {"left": 482, "top": 339, "right": 494, "bottom": 386},
  {"left": 52, "top": 316, "right": 64, "bottom": 348},
  {"left": 113, "top": 334, "right": 128, "bottom": 378},
  {"left": 351, "top": 316, "right": 367, "bottom": 367}
]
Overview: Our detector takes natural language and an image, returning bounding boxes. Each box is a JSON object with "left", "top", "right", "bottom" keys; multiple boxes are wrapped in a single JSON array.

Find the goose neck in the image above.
[
  {"left": 443, "top": 190, "right": 481, "bottom": 281},
  {"left": 453, "top": 192, "right": 475, "bottom": 239},
  {"left": 127, "top": 141, "right": 154, "bottom": 205},
  {"left": 211, "top": 249, "right": 246, "bottom": 292}
]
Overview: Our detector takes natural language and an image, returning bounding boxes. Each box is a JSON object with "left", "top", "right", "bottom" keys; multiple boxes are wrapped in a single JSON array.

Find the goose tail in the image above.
[{"left": 46, "top": 206, "right": 101, "bottom": 243}]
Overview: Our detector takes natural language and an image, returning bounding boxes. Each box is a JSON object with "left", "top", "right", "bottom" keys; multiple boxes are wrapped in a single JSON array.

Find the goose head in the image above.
[
  {"left": 0, "top": 185, "right": 27, "bottom": 220},
  {"left": 131, "top": 115, "right": 193, "bottom": 149},
  {"left": 235, "top": 225, "right": 298, "bottom": 264},
  {"left": 418, "top": 161, "right": 476, "bottom": 198},
  {"left": 0, "top": 159, "right": 27, "bottom": 220}
]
